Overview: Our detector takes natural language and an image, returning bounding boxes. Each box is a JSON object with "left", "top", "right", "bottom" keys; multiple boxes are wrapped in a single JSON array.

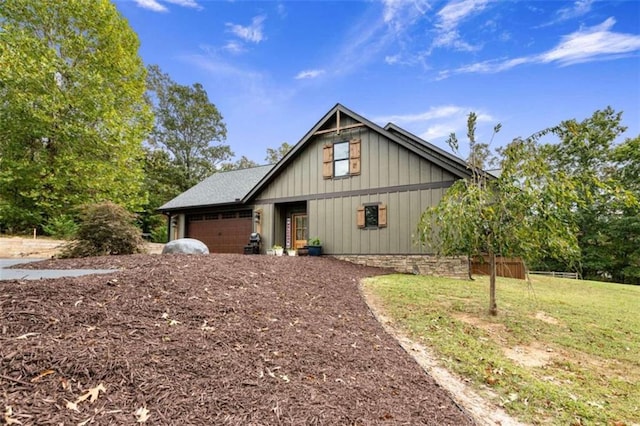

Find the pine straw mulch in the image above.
[{"left": 1, "top": 254, "right": 473, "bottom": 425}]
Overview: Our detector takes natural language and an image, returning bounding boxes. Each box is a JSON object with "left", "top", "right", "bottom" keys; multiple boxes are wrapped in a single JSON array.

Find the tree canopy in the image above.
[
  {"left": 417, "top": 113, "right": 580, "bottom": 314},
  {"left": 0, "top": 0, "right": 152, "bottom": 232},
  {"left": 265, "top": 142, "right": 293, "bottom": 164},
  {"left": 145, "top": 65, "right": 231, "bottom": 192},
  {"left": 539, "top": 108, "right": 639, "bottom": 284}
]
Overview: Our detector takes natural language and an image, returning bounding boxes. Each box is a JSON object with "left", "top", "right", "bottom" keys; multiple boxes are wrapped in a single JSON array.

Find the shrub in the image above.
[
  {"left": 60, "top": 202, "right": 144, "bottom": 258},
  {"left": 42, "top": 214, "right": 79, "bottom": 239},
  {"left": 150, "top": 223, "right": 168, "bottom": 243}
]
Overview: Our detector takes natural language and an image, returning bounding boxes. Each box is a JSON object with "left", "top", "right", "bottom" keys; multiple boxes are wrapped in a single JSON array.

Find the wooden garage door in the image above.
[{"left": 186, "top": 210, "right": 252, "bottom": 254}]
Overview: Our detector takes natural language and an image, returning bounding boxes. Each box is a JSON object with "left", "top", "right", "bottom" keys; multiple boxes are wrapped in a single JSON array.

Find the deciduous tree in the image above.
[
  {"left": 417, "top": 113, "right": 579, "bottom": 315},
  {"left": 146, "top": 65, "right": 231, "bottom": 192},
  {"left": 265, "top": 142, "right": 293, "bottom": 164},
  {"left": 0, "top": 0, "right": 151, "bottom": 232},
  {"left": 221, "top": 156, "right": 260, "bottom": 171},
  {"left": 542, "top": 108, "right": 639, "bottom": 283}
]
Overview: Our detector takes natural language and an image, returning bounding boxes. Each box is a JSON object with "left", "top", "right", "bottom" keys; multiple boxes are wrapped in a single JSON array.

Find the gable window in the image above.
[
  {"left": 357, "top": 203, "right": 387, "bottom": 229},
  {"left": 333, "top": 142, "right": 350, "bottom": 177},
  {"left": 323, "top": 138, "right": 361, "bottom": 179}
]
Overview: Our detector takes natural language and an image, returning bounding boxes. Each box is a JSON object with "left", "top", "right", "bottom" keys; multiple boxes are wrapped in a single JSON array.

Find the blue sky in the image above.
[{"left": 114, "top": 0, "right": 640, "bottom": 163}]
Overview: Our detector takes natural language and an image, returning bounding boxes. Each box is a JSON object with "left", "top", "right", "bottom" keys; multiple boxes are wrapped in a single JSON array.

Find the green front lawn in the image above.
[{"left": 363, "top": 274, "right": 640, "bottom": 425}]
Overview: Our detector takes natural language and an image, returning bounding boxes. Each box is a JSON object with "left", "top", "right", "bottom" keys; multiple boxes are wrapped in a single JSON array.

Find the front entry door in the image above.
[{"left": 292, "top": 214, "right": 308, "bottom": 249}]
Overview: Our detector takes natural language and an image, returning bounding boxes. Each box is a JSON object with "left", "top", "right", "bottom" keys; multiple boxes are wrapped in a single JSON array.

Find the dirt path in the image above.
[{"left": 360, "top": 284, "right": 527, "bottom": 426}]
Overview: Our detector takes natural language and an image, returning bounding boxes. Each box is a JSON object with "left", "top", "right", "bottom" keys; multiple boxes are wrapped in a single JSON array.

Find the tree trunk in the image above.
[{"left": 489, "top": 249, "right": 498, "bottom": 316}]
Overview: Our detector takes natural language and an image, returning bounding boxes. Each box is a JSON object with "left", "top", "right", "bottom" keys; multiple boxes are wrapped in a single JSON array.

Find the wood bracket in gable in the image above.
[{"left": 314, "top": 110, "right": 366, "bottom": 136}]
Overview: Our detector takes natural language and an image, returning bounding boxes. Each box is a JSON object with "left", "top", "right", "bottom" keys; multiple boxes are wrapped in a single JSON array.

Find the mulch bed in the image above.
[{"left": 1, "top": 255, "right": 473, "bottom": 425}]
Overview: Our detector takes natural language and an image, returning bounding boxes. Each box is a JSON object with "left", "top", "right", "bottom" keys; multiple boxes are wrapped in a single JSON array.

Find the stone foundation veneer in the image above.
[{"left": 331, "top": 254, "right": 469, "bottom": 279}]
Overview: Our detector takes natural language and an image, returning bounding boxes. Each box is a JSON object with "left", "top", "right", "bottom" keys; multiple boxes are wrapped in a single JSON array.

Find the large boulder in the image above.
[{"left": 161, "top": 238, "right": 209, "bottom": 255}]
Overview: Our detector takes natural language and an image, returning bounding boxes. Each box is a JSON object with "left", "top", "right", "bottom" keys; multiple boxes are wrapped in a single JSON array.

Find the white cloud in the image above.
[
  {"left": 540, "top": 17, "right": 640, "bottom": 65},
  {"left": 165, "top": 0, "right": 202, "bottom": 9},
  {"left": 376, "top": 105, "right": 467, "bottom": 124},
  {"left": 419, "top": 111, "right": 494, "bottom": 142},
  {"left": 374, "top": 105, "right": 495, "bottom": 143},
  {"left": 421, "top": 123, "right": 459, "bottom": 141},
  {"left": 439, "top": 18, "right": 640, "bottom": 78},
  {"left": 437, "top": 0, "right": 489, "bottom": 29},
  {"left": 133, "top": 0, "right": 202, "bottom": 12},
  {"left": 382, "top": 0, "right": 430, "bottom": 34},
  {"left": 432, "top": 0, "right": 489, "bottom": 51},
  {"left": 295, "top": 1, "right": 426, "bottom": 77},
  {"left": 222, "top": 41, "right": 245, "bottom": 54},
  {"left": 294, "top": 69, "right": 325, "bottom": 80},
  {"left": 276, "top": 2, "right": 287, "bottom": 19},
  {"left": 183, "top": 52, "right": 295, "bottom": 113},
  {"left": 557, "top": 0, "right": 594, "bottom": 21},
  {"left": 133, "top": 0, "right": 167, "bottom": 12},
  {"left": 537, "top": 0, "right": 595, "bottom": 28},
  {"left": 385, "top": 55, "right": 400, "bottom": 65},
  {"left": 226, "top": 15, "right": 267, "bottom": 43},
  {"left": 382, "top": 0, "right": 403, "bottom": 23}
]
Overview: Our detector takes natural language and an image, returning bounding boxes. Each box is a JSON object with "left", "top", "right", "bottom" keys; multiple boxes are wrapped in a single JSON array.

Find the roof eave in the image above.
[{"left": 157, "top": 199, "right": 247, "bottom": 214}]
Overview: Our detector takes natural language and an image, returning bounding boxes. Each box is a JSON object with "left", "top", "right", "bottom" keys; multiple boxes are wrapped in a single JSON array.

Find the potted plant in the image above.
[
  {"left": 273, "top": 245, "right": 284, "bottom": 256},
  {"left": 286, "top": 248, "right": 297, "bottom": 256},
  {"left": 307, "top": 237, "right": 322, "bottom": 256}
]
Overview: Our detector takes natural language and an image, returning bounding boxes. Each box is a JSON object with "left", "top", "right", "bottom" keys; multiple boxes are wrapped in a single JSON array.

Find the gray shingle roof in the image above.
[{"left": 158, "top": 165, "right": 272, "bottom": 211}]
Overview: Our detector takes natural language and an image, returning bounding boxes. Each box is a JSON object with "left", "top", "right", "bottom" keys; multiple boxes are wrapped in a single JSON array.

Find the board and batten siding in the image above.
[
  {"left": 253, "top": 127, "right": 457, "bottom": 254},
  {"left": 308, "top": 187, "right": 447, "bottom": 255},
  {"left": 255, "top": 129, "right": 456, "bottom": 201}
]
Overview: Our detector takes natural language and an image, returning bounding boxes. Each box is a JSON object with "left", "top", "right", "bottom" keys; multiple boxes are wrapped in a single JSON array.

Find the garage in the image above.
[{"left": 186, "top": 210, "right": 253, "bottom": 254}]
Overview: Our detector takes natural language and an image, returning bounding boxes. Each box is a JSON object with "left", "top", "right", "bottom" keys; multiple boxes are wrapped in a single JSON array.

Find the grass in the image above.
[{"left": 363, "top": 274, "right": 640, "bottom": 425}]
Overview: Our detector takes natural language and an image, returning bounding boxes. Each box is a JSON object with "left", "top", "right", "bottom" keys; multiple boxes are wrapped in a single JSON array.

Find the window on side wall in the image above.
[
  {"left": 323, "top": 138, "right": 361, "bottom": 179},
  {"left": 357, "top": 203, "right": 387, "bottom": 229}
]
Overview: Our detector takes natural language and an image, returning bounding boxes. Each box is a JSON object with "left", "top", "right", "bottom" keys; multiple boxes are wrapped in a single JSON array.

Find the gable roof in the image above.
[
  {"left": 383, "top": 123, "right": 470, "bottom": 176},
  {"left": 158, "top": 165, "right": 272, "bottom": 212},
  {"left": 243, "top": 103, "right": 471, "bottom": 202}
]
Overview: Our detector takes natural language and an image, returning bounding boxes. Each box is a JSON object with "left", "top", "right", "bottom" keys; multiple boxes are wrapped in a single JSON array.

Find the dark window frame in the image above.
[
  {"left": 364, "top": 203, "right": 380, "bottom": 229},
  {"left": 323, "top": 138, "right": 361, "bottom": 180}
]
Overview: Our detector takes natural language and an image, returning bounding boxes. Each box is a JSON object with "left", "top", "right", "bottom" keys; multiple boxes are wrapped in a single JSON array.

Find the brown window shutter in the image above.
[
  {"left": 378, "top": 204, "right": 387, "bottom": 228},
  {"left": 356, "top": 206, "right": 365, "bottom": 228},
  {"left": 349, "top": 138, "right": 361, "bottom": 175},
  {"left": 323, "top": 144, "right": 333, "bottom": 179},
  {"left": 349, "top": 138, "right": 361, "bottom": 157}
]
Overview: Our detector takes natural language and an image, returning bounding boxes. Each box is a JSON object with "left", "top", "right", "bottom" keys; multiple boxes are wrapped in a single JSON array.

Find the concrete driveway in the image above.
[{"left": 0, "top": 259, "right": 115, "bottom": 281}]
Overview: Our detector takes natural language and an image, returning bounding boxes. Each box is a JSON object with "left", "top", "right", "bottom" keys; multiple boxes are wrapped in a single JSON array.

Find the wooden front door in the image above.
[{"left": 292, "top": 214, "right": 308, "bottom": 249}]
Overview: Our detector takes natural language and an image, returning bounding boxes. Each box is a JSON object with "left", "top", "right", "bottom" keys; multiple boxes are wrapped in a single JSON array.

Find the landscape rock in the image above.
[{"left": 161, "top": 238, "right": 209, "bottom": 255}]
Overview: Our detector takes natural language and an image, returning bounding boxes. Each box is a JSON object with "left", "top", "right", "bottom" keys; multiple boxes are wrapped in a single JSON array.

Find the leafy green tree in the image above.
[
  {"left": 221, "top": 156, "right": 260, "bottom": 171},
  {"left": 222, "top": 142, "right": 293, "bottom": 171},
  {"left": 543, "top": 109, "right": 639, "bottom": 283},
  {"left": 0, "top": 0, "right": 152, "bottom": 233},
  {"left": 418, "top": 113, "right": 579, "bottom": 315},
  {"left": 137, "top": 148, "right": 180, "bottom": 241},
  {"left": 611, "top": 136, "right": 640, "bottom": 283},
  {"left": 265, "top": 142, "right": 293, "bottom": 164},
  {"left": 146, "top": 65, "right": 231, "bottom": 192}
]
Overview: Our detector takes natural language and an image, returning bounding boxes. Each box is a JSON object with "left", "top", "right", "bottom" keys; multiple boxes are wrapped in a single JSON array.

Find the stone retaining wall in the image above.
[
  {"left": 0, "top": 237, "right": 66, "bottom": 258},
  {"left": 332, "top": 254, "right": 469, "bottom": 279},
  {"left": 0, "top": 238, "right": 165, "bottom": 258}
]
